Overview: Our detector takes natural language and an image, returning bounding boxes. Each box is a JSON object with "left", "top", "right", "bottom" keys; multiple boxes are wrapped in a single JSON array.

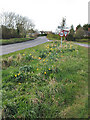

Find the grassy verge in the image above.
[
  {"left": 75, "top": 39, "right": 88, "bottom": 42},
  {"left": 2, "top": 40, "right": 88, "bottom": 118},
  {"left": 47, "top": 34, "right": 65, "bottom": 40},
  {"left": 0, "top": 37, "right": 36, "bottom": 45},
  {"left": 74, "top": 41, "right": 90, "bottom": 45}
]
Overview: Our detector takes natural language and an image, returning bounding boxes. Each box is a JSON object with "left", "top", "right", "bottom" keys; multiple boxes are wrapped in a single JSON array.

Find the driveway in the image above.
[
  {"left": 0, "top": 36, "right": 51, "bottom": 55},
  {"left": 74, "top": 43, "right": 90, "bottom": 48}
]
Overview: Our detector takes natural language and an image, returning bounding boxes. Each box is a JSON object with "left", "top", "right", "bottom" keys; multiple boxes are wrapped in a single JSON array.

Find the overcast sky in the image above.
[{"left": 0, "top": 0, "right": 89, "bottom": 32}]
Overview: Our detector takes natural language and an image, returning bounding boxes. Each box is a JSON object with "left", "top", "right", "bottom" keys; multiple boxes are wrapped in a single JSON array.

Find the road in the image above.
[
  {"left": 0, "top": 36, "right": 50, "bottom": 55},
  {"left": 74, "top": 43, "right": 90, "bottom": 48},
  {"left": 1, "top": 39, "right": 89, "bottom": 56}
]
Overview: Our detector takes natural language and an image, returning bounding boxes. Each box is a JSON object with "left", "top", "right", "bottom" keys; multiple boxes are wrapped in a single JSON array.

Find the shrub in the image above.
[
  {"left": 66, "top": 33, "right": 74, "bottom": 41},
  {"left": 75, "top": 27, "right": 85, "bottom": 39}
]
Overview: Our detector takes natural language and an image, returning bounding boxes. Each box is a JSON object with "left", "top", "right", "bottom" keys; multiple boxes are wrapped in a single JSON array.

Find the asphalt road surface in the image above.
[{"left": 0, "top": 36, "right": 51, "bottom": 55}]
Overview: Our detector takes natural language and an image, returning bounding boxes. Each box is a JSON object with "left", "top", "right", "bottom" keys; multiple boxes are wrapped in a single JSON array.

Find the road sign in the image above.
[
  {"left": 64, "top": 31, "right": 68, "bottom": 37},
  {"left": 63, "top": 30, "right": 69, "bottom": 37},
  {"left": 59, "top": 31, "right": 64, "bottom": 37}
]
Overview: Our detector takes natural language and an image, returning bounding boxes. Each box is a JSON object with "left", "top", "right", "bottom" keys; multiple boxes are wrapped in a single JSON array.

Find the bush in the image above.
[
  {"left": 2, "top": 25, "right": 20, "bottom": 39},
  {"left": 75, "top": 27, "right": 85, "bottom": 39},
  {"left": 66, "top": 33, "right": 74, "bottom": 41}
]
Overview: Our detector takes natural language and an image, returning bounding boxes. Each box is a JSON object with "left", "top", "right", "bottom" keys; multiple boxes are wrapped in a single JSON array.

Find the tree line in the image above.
[
  {"left": 56, "top": 17, "right": 90, "bottom": 41},
  {"left": 66, "top": 24, "right": 90, "bottom": 41},
  {"left": 0, "top": 12, "right": 35, "bottom": 39}
]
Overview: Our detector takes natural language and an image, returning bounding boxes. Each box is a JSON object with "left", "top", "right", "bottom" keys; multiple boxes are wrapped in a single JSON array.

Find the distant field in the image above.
[
  {"left": 0, "top": 37, "right": 36, "bottom": 45},
  {"left": 2, "top": 40, "right": 88, "bottom": 119}
]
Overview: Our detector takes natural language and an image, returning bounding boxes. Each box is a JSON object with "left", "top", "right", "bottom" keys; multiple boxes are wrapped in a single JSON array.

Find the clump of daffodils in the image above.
[{"left": 38, "top": 57, "right": 41, "bottom": 60}]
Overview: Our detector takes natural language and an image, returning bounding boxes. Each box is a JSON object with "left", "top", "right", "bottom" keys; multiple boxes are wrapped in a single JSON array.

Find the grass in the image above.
[
  {"left": 1, "top": 40, "right": 88, "bottom": 119},
  {"left": 0, "top": 37, "right": 36, "bottom": 45},
  {"left": 74, "top": 41, "right": 90, "bottom": 45},
  {"left": 47, "top": 34, "right": 65, "bottom": 40},
  {"left": 75, "top": 39, "right": 88, "bottom": 42}
]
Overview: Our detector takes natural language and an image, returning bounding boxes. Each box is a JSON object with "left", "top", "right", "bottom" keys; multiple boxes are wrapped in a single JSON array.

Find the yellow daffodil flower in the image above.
[
  {"left": 44, "top": 72, "right": 46, "bottom": 75},
  {"left": 15, "top": 75, "right": 17, "bottom": 77},
  {"left": 18, "top": 83, "right": 21, "bottom": 85},
  {"left": 51, "top": 48, "right": 53, "bottom": 50},
  {"left": 38, "top": 57, "right": 41, "bottom": 60},
  {"left": 18, "top": 73, "right": 20, "bottom": 76}
]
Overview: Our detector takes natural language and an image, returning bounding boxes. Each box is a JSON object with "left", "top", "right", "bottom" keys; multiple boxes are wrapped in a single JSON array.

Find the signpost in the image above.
[
  {"left": 58, "top": 25, "right": 69, "bottom": 47},
  {"left": 59, "top": 30, "right": 69, "bottom": 47},
  {"left": 59, "top": 31, "right": 64, "bottom": 47}
]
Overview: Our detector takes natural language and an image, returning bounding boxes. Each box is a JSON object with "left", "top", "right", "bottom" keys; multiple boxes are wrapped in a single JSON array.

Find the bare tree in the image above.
[
  {"left": 1, "top": 11, "right": 35, "bottom": 38},
  {"left": 1, "top": 12, "right": 16, "bottom": 28}
]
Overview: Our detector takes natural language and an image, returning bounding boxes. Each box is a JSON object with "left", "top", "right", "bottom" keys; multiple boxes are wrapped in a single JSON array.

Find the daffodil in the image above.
[
  {"left": 43, "top": 59, "right": 45, "bottom": 62},
  {"left": 38, "top": 57, "right": 41, "bottom": 60},
  {"left": 23, "top": 54, "right": 25, "bottom": 56},
  {"left": 37, "top": 68, "right": 39, "bottom": 70},
  {"left": 15, "top": 75, "right": 17, "bottom": 77},
  {"left": 44, "top": 72, "right": 46, "bottom": 75},
  {"left": 51, "top": 48, "right": 53, "bottom": 50},
  {"left": 18, "top": 83, "right": 21, "bottom": 85},
  {"left": 18, "top": 73, "right": 20, "bottom": 76}
]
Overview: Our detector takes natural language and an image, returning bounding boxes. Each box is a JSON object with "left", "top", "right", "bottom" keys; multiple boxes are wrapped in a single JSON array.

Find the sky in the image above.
[{"left": 0, "top": 0, "right": 89, "bottom": 32}]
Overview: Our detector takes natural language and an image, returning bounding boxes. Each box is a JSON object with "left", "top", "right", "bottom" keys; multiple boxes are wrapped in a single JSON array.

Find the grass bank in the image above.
[
  {"left": 2, "top": 40, "right": 88, "bottom": 118},
  {"left": 0, "top": 37, "right": 36, "bottom": 45},
  {"left": 74, "top": 41, "right": 90, "bottom": 45},
  {"left": 47, "top": 34, "right": 65, "bottom": 40}
]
